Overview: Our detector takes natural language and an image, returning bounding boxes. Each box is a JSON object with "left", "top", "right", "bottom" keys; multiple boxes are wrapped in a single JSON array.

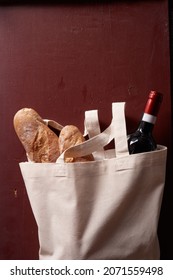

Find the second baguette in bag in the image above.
[{"left": 59, "top": 125, "right": 94, "bottom": 163}]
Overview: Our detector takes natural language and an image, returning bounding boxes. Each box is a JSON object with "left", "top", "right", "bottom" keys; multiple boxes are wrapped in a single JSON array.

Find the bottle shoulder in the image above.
[
  {"left": 128, "top": 128, "right": 150, "bottom": 139},
  {"left": 127, "top": 129, "right": 156, "bottom": 154}
]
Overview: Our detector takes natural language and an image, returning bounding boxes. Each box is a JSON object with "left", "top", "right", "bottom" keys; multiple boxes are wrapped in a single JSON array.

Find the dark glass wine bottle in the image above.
[{"left": 128, "top": 90, "right": 163, "bottom": 154}]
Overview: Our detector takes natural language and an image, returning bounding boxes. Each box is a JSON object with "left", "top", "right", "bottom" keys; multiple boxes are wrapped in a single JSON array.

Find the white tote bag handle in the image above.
[
  {"left": 112, "top": 102, "right": 130, "bottom": 157},
  {"left": 84, "top": 109, "right": 105, "bottom": 159},
  {"left": 57, "top": 102, "right": 129, "bottom": 161},
  {"left": 84, "top": 110, "right": 101, "bottom": 137},
  {"left": 44, "top": 119, "right": 63, "bottom": 131}
]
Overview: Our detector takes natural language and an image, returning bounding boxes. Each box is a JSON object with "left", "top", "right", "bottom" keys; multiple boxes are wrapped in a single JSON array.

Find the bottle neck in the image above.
[
  {"left": 138, "top": 113, "right": 156, "bottom": 133},
  {"left": 138, "top": 120, "right": 154, "bottom": 133},
  {"left": 142, "top": 112, "right": 157, "bottom": 124}
]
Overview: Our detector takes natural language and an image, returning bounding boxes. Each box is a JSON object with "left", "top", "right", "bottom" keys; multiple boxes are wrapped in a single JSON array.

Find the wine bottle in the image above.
[{"left": 128, "top": 90, "right": 163, "bottom": 154}]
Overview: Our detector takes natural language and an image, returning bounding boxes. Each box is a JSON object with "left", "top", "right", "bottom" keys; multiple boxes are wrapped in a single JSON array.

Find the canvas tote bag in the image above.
[{"left": 19, "top": 102, "right": 167, "bottom": 260}]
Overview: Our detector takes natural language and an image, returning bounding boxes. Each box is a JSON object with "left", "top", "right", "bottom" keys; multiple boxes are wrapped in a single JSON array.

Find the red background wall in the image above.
[{"left": 0, "top": 0, "right": 172, "bottom": 259}]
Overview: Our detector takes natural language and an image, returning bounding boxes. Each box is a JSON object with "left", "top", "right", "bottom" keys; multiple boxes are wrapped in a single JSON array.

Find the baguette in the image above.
[
  {"left": 13, "top": 108, "right": 60, "bottom": 163},
  {"left": 59, "top": 125, "right": 94, "bottom": 163}
]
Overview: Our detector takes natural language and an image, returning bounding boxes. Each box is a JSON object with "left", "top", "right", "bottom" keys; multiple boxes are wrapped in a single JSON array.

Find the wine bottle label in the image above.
[{"left": 142, "top": 113, "right": 157, "bottom": 124}]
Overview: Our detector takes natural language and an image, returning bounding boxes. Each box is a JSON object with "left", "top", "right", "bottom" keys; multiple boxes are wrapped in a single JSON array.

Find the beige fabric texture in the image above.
[{"left": 20, "top": 102, "right": 167, "bottom": 260}]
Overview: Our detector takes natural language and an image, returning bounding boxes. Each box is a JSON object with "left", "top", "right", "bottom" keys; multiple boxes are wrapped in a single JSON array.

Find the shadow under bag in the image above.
[{"left": 20, "top": 102, "right": 167, "bottom": 259}]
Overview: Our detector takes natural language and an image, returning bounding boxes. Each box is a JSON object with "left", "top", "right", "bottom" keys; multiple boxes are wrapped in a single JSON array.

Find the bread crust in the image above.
[
  {"left": 59, "top": 125, "right": 94, "bottom": 163},
  {"left": 13, "top": 108, "right": 60, "bottom": 163}
]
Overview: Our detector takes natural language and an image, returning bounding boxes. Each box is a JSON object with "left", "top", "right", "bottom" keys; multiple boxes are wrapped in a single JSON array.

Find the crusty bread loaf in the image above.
[
  {"left": 59, "top": 125, "right": 94, "bottom": 163},
  {"left": 13, "top": 108, "right": 60, "bottom": 163}
]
